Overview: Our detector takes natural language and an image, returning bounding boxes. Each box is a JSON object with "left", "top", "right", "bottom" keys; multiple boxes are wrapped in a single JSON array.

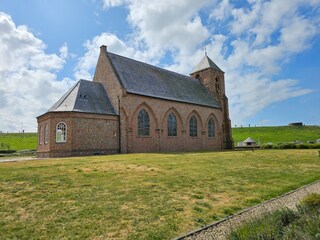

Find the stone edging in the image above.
[{"left": 174, "top": 179, "right": 320, "bottom": 240}]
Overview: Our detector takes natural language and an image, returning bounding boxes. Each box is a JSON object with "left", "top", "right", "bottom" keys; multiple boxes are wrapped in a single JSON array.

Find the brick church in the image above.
[{"left": 37, "top": 45, "right": 233, "bottom": 158}]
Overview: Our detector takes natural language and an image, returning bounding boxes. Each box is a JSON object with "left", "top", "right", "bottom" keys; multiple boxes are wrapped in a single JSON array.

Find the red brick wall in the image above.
[
  {"left": 37, "top": 112, "right": 119, "bottom": 158},
  {"left": 93, "top": 45, "right": 123, "bottom": 113},
  {"left": 92, "top": 46, "right": 229, "bottom": 153},
  {"left": 120, "top": 94, "right": 223, "bottom": 153},
  {"left": 191, "top": 68, "right": 233, "bottom": 149}
]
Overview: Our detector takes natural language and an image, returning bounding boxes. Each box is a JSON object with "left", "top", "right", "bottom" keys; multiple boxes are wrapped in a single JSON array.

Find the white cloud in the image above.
[
  {"left": 3, "top": 0, "right": 317, "bottom": 132},
  {"left": 74, "top": 32, "right": 137, "bottom": 80},
  {"left": 0, "top": 12, "right": 74, "bottom": 132},
  {"left": 96, "top": 0, "right": 319, "bottom": 126},
  {"left": 126, "top": 0, "right": 211, "bottom": 57},
  {"left": 102, "top": 0, "right": 125, "bottom": 9},
  {"left": 59, "top": 42, "right": 68, "bottom": 59},
  {"left": 227, "top": 72, "right": 313, "bottom": 125},
  {"left": 210, "top": 0, "right": 233, "bottom": 21}
]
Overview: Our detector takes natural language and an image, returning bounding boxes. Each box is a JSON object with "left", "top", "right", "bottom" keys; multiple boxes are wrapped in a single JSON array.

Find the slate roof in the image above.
[
  {"left": 107, "top": 52, "right": 221, "bottom": 109},
  {"left": 191, "top": 55, "right": 224, "bottom": 74},
  {"left": 48, "top": 80, "right": 116, "bottom": 115}
]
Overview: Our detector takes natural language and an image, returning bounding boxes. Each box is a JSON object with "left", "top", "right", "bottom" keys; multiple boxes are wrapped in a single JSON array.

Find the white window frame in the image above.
[{"left": 56, "top": 122, "right": 67, "bottom": 143}]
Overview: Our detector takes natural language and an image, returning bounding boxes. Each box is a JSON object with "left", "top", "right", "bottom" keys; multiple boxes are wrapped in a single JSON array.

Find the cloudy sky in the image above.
[{"left": 0, "top": 0, "right": 319, "bottom": 132}]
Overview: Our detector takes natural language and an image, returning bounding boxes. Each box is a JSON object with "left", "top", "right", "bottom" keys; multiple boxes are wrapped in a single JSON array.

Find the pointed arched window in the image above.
[
  {"left": 167, "top": 113, "right": 177, "bottom": 136},
  {"left": 138, "top": 109, "right": 150, "bottom": 136},
  {"left": 208, "top": 118, "right": 215, "bottom": 137},
  {"left": 189, "top": 115, "right": 198, "bottom": 137},
  {"left": 56, "top": 122, "right": 67, "bottom": 143}
]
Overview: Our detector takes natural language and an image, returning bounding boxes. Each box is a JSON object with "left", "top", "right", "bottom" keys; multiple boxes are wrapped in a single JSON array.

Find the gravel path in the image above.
[
  {"left": 0, "top": 157, "right": 37, "bottom": 163},
  {"left": 175, "top": 180, "right": 320, "bottom": 240}
]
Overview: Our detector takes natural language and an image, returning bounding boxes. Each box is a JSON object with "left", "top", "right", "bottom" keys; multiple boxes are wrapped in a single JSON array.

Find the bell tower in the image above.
[{"left": 190, "top": 54, "right": 233, "bottom": 149}]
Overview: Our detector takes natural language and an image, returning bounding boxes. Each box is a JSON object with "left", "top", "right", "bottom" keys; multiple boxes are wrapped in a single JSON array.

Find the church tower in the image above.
[{"left": 190, "top": 54, "right": 233, "bottom": 149}]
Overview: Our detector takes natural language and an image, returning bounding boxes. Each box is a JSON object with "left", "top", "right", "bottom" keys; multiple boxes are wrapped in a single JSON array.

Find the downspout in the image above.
[{"left": 118, "top": 95, "right": 121, "bottom": 153}]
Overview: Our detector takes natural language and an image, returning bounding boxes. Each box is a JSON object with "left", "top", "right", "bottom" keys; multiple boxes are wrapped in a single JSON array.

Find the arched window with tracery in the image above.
[
  {"left": 138, "top": 109, "right": 150, "bottom": 136},
  {"left": 167, "top": 113, "right": 177, "bottom": 136},
  {"left": 189, "top": 115, "right": 198, "bottom": 137},
  {"left": 208, "top": 118, "right": 215, "bottom": 137},
  {"left": 56, "top": 122, "right": 67, "bottom": 143}
]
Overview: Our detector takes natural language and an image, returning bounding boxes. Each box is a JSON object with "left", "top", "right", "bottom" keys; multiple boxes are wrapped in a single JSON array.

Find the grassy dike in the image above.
[
  {"left": 232, "top": 125, "right": 320, "bottom": 144},
  {"left": 1, "top": 150, "right": 319, "bottom": 239},
  {"left": 1, "top": 125, "right": 319, "bottom": 151},
  {"left": 0, "top": 133, "right": 37, "bottom": 151}
]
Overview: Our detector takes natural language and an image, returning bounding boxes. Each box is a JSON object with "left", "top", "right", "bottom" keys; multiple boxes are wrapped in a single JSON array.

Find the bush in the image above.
[
  {"left": 300, "top": 193, "right": 320, "bottom": 211},
  {"left": 0, "top": 149, "right": 16, "bottom": 154},
  {"left": 281, "top": 143, "right": 297, "bottom": 149},
  {"left": 296, "top": 143, "right": 310, "bottom": 149},
  {"left": 309, "top": 143, "right": 320, "bottom": 149},
  {"left": 260, "top": 143, "right": 273, "bottom": 149},
  {"left": 261, "top": 142, "right": 320, "bottom": 149},
  {"left": 274, "top": 208, "right": 299, "bottom": 229}
]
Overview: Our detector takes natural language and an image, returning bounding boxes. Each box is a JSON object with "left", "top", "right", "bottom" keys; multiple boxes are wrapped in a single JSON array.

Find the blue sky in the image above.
[{"left": 0, "top": 0, "right": 319, "bottom": 132}]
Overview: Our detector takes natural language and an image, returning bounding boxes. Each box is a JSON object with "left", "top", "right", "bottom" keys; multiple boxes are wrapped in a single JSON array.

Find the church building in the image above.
[{"left": 36, "top": 45, "right": 233, "bottom": 158}]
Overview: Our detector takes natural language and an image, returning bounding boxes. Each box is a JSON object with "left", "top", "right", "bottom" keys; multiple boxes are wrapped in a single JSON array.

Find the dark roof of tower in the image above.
[
  {"left": 48, "top": 79, "right": 116, "bottom": 115},
  {"left": 107, "top": 52, "right": 221, "bottom": 109},
  {"left": 191, "top": 54, "right": 224, "bottom": 74}
]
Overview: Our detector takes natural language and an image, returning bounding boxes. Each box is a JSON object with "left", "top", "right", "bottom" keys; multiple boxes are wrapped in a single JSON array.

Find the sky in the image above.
[{"left": 0, "top": 0, "right": 319, "bottom": 132}]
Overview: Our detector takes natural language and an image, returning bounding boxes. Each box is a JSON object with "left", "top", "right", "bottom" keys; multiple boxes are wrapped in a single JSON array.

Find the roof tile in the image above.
[{"left": 107, "top": 52, "right": 221, "bottom": 109}]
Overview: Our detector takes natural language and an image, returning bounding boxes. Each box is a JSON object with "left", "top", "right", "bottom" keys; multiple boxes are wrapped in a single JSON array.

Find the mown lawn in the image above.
[
  {"left": 232, "top": 125, "right": 320, "bottom": 144},
  {"left": 0, "top": 150, "right": 319, "bottom": 239},
  {"left": 0, "top": 133, "right": 37, "bottom": 151}
]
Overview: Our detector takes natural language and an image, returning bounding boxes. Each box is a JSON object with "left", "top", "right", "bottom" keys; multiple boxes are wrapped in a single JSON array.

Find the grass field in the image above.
[
  {"left": 1, "top": 125, "right": 319, "bottom": 151},
  {"left": 0, "top": 133, "right": 37, "bottom": 151},
  {"left": 232, "top": 125, "right": 320, "bottom": 144},
  {"left": 1, "top": 150, "right": 319, "bottom": 239}
]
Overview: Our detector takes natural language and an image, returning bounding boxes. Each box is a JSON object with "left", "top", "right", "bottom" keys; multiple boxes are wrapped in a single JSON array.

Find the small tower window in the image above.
[{"left": 215, "top": 78, "right": 221, "bottom": 95}]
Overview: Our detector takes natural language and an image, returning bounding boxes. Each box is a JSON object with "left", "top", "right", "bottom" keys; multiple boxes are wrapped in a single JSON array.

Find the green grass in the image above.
[
  {"left": 0, "top": 133, "right": 37, "bottom": 151},
  {"left": 0, "top": 150, "right": 320, "bottom": 239},
  {"left": 232, "top": 125, "right": 320, "bottom": 144},
  {"left": 1, "top": 125, "right": 319, "bottom": 151},
  {"left": 229, "top": 194, "right": 320, "bottom": 239}
]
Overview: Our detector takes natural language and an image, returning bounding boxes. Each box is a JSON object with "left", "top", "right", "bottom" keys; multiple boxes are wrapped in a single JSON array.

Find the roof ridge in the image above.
[
  {"left": 48, "top": 80, "right": 80, "bottom": 112},
  {"left": 107, "top": 51, "right": 221, "bottom": 109},
  {"left": 191, "top": 55, "right": 223, "bottom": 74},
  {"left": 47, "top": 79, "right": 117, "bottom": 115},
  {"left": 107, "top": 52, "right": 197, "bottom": 81}
]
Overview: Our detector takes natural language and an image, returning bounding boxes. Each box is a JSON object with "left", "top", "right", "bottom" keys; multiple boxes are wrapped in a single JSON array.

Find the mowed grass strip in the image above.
[{"left": 0, "top": 150, "right": 319, "bottom": 239}]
